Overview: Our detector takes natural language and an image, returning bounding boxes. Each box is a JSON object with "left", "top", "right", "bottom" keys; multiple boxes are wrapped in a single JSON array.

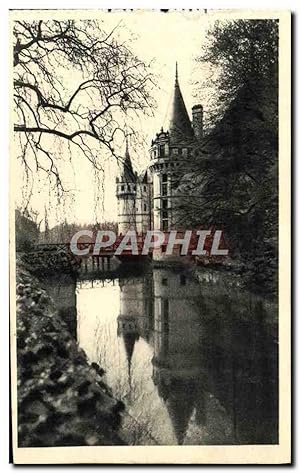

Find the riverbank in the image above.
[
  {"left": 15, "top": 246, "right": 278, "bottom": 447},
  {"left": 152, "top": 255, "right": 277, "bottom": 298},
  {"left": 16, "top": 255, "right": 126, "bottom": 447}
]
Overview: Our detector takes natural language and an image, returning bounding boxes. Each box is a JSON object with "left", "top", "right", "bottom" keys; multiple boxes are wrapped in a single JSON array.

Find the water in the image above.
[{"left": 48, "top": 265, "right": 278, "bottom": 445}]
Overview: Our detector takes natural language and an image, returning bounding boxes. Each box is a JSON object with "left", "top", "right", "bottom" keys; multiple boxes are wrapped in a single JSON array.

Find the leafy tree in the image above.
[
  {"left": 196, "top": 19, "right": 278, "bottom": 125},
  {"left": 15, "top": 208, "right": 40, "bottom": 251},
  {"left": 177, "top": 19, "right": 278, "bottom": 292}
]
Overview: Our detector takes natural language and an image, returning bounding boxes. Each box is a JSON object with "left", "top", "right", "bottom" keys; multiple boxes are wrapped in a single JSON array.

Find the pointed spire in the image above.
[
  {"left": 125, "top": 134, "right": 130, "bottom": 158},
  {"left": 168, "top": 62, "right": 194, "bottom": 143},
  {"left": 122, "top": 136, "right": 136, "bottom": 182},
  {"left": 175, "top": 61, "right": 178, "bottom": 86}
]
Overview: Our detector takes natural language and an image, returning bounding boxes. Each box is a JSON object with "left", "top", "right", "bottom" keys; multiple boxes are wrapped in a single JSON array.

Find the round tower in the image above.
[
  {"left": 148, "top": 63, "right": 196, "bottom": 234},
  {"left": 116, "top": 140, "right": 137, "bottom": 234}
]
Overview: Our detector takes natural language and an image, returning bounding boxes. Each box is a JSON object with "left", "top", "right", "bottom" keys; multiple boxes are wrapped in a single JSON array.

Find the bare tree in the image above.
[{"left": 13, "top": 19, "right": 155, "bottom": 194}]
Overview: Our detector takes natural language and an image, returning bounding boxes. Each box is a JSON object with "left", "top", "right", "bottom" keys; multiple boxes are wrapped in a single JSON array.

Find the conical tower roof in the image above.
[
  {"left": 168, "top": 63, "right": 194, "bottom": 144},
  {"left": 122, "top": 137, "right": 136, "bottom": 182}
]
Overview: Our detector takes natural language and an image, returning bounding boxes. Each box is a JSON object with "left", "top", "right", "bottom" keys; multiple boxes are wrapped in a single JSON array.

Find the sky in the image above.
[{"left": 15, "top": 10, "right": 214, "bottom": 229}]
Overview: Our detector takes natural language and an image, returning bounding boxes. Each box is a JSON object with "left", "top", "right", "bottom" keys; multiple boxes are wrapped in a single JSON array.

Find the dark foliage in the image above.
[{"left": 177, "top": 20, "right": 278, "bottom": 294}]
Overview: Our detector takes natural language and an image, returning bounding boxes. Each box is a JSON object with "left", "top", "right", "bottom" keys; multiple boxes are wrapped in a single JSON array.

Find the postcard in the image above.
[{"left": 10, "top": 9, "right": 291, "bottom": 464}]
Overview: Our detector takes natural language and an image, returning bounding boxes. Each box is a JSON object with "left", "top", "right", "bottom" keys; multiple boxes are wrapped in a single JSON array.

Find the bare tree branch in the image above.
[{"left": 13, "top": 19, "right": 156, "bottom": 194}]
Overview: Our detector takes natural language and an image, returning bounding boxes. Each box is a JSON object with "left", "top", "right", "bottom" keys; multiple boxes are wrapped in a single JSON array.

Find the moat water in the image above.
[{"left": 48, "top": 264, "right": 278, "bottom": 445}]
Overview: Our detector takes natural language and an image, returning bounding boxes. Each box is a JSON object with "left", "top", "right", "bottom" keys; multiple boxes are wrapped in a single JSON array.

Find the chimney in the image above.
[{"left": 192, "top": 104, "right": 203, "bottom": 140}]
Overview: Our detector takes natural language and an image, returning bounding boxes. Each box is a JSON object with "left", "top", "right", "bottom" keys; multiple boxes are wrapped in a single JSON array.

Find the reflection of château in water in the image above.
[
  {"left": 117, "top": 269, "right": 278, "bottom": 445},
  {"left": 152, "top": 269, "right": 207, "bottom": 444},
  {"left": 117, "top": 269, "right": 208, "bottom": 444}
]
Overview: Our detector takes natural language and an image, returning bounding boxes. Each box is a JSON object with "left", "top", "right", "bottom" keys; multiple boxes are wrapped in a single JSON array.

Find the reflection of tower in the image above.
[
  {"left": 117, "top": 276, "right": 154, "bottom": 388},
  {"left": 152, "top": 269, "right": 206, "bottom": 444},
  {"left": 117, "top": 315, "right": 139, "bottom": 391}
]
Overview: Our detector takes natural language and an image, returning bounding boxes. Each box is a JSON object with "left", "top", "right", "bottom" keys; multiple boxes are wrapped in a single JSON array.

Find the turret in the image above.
[
  {"left": 148, "top": 64, "right": 195, "bottom": 236},
  {"left": 116, "top": 139, "right": 137, "bottom": 234}
]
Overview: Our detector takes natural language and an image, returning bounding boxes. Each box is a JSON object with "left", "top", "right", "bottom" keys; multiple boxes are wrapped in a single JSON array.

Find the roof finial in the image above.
[{"left": 175, "top": 61, "right": 178, "bottom": 86}]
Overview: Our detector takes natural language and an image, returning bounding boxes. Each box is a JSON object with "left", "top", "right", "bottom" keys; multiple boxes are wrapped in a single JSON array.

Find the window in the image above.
[
  {"left": 173, "top": 148, "right": 178, "bottom": 155},
  {"left": 162, "top": 299, "right": 169, "bottom": 355},
  {"left": 143, "top": 185, "right": 147, "bottom": 192},
  {"left": 160, "top": 144, "right": 165, "bottom": 157},
  {"left": 162, "top": 220, "right": 169, "bottom": 231},
  {"left": 128, "top": 185, "right": 131, "bottom": 191},
  {"left": 163, "top": 298, "right": 169, "bottom": 350},
  {"left": 162, "top": 183, "right": 167, "bottom": 196},
  {"left": 163, "top": 299, "right": 169, "bottom": 318},
  {"left": 162, "top": 199, "right": 168, "bottom": 209},
  {"left": 162, "top": 174, "right": 168, "bottom": 182},
  {"left": 162, "top": 210, "right": 168, "bottom": 219},
  {"left": 144, "top": 203, "right": 147, "bottom": 212},
  {"left": 162, "top": 278, "right": 168, "bottom": 286},
  {"left": 121, "top": 185, "right": 125, "bottom": 191}
]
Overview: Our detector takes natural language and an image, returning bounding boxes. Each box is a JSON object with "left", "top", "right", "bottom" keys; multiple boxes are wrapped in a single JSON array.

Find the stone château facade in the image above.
[{"left": 116, "top": 64, "right": 203, "bottom": 234}]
